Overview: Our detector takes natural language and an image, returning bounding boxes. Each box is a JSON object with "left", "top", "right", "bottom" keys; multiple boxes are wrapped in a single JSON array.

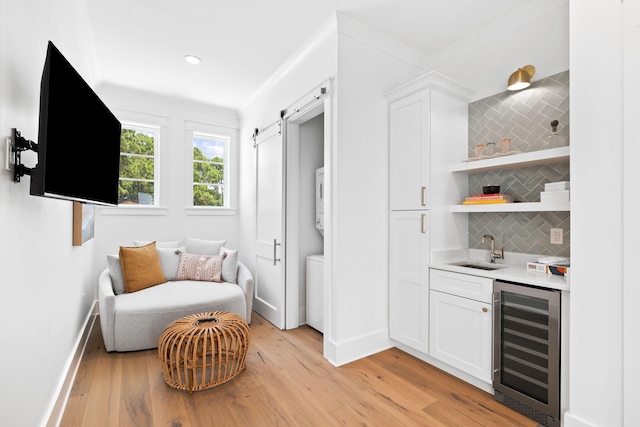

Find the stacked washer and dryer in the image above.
[{"left": 306, "top": 167, "right": 324, "bottom": 332}]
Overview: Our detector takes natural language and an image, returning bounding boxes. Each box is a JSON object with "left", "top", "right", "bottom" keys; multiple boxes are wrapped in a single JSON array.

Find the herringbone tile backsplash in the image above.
[{"left": 467, "top": 71, "right": 570, "bottom": 257}]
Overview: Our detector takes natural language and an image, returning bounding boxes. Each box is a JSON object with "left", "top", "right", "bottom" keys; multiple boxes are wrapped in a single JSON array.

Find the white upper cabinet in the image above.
[
  {"left": 386, "top": 72, "right": 475, "bottom": 213},
  {"left": 389, "top": 90, "right": 430, "bottom": 211}
]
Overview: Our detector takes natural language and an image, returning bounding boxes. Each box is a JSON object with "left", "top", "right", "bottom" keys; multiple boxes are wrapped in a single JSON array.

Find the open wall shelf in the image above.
[
  {"left": 451, "top": 146, "right": 570, "bottom": 173},
  {"left": 451, "top": 201, "right": 570, "bottom": 213}
]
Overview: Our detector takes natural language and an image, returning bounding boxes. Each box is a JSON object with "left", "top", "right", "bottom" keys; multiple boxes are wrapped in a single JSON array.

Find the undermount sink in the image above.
[{"left": 450, "top": 262, "right": 508, "bottom": 271}]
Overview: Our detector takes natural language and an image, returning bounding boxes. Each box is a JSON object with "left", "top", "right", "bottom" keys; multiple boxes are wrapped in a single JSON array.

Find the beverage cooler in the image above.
[{"left": 493, "top": 280, "right": 561, "bottom": 427}]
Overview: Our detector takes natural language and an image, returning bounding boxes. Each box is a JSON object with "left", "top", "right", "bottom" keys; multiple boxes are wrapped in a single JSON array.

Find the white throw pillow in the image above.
[
  {"left": 176, "top": 252, "right": 226, "bottom": 282},
  {"left": 219, "top": 246, "right": 238, "bottom": 284},
  {"left": 106, "top": 254, "right": 125, "bottom": 295},
  {"left": 133, "top": 239, "right": 182, "bottom": 248},
  {"left": 185, "top": 237, "right": 227, "bottom": 255},
  {"left": 157, "top": 247, "right": 185, "bottom": 281}
]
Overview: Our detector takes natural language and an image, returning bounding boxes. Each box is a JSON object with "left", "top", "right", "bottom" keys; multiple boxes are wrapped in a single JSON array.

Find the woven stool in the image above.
[{"left": 158, "top": 311, "right": 250, "bottom": 393}]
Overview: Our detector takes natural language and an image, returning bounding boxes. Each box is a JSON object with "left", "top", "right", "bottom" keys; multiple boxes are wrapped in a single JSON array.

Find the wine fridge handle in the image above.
[{"left": 492, "top": 291, "right": 501, "bottom": 381}]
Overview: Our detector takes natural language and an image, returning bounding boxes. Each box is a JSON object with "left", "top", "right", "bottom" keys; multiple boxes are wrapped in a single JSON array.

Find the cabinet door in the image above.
[
  {"left": 390, "top": 90, "right": 430, "bottom": 211},
  {"left": 389, "top": 211, "right": 429, "bottom": 352},
  {"left": 429, "top": 290, "right": 492, "bottom": 383}
]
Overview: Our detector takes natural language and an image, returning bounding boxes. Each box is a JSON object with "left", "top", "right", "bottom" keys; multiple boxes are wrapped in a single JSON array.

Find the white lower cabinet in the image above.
[
  {"left": 429, "top": 269, "right": 493, "bottom": 383},
  {"left": 389, "top": 211, "right": 429, "bottom": 353}
]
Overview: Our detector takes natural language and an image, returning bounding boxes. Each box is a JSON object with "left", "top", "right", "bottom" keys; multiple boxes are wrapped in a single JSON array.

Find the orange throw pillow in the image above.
[{"left": 119, "top": 242, "right": 166, "bottom": 293}]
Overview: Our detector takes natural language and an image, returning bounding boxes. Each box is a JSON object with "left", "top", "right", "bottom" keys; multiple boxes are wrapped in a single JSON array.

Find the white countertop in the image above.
[{"left": 429, "top": 249, "right": 570, "bottom": 291}]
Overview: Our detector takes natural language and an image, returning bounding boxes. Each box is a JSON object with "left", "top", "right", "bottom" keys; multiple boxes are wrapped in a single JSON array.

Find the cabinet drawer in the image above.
[{"left": 429, "top": 269, "right": 493, "bottom": 303}]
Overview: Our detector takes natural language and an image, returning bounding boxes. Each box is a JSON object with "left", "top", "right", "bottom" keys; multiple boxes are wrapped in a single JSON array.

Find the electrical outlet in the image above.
[{"left": 550, "top": 228, "right": 563, "bottom": 245}]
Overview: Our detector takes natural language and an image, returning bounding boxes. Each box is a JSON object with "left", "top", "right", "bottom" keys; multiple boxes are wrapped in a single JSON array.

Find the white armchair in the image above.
[{"left": 98, "top": 261, "right": 253, "bottom": 352}]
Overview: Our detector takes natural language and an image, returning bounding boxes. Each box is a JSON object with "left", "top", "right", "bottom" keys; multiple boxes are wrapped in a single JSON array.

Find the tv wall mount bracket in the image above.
[{"left": 10, "top": 128, "right": 38, "bottom": 183}]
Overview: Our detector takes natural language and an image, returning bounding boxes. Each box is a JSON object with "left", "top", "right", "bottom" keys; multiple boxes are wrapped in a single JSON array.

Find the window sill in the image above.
[
  {"left": 98, "top": 206, "right": 236, "bottom": 216},
  {"left": 100, "top": 206, "right": 168, "bottom": 216},
  {"left": 185, "top": 207, "right": 237, "bottom": 216}
]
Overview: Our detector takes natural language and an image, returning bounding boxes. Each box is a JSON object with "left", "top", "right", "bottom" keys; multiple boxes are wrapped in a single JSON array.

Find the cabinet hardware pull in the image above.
[
  {"left": 482, "top": 307, "right": 488, "bottom": 313},
  {"left": 421, "top": 186, "right": 426, "bottom": 206},
  {"left": 421, "top": 214, "right": 426, "bottom": 234},
  {"left": 273, "top": 239, "right": 281, "bottom": 265}
]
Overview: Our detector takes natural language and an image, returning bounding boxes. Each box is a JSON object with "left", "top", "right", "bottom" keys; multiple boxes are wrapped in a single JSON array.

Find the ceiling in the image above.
[{"left": 85, "top": 0, "right": 540, "bottom": 112}]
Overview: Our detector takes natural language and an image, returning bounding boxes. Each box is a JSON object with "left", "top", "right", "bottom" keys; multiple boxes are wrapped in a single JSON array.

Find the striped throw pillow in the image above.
[{"left": 176, "top": 252, "right": 227, "bottom": 282}]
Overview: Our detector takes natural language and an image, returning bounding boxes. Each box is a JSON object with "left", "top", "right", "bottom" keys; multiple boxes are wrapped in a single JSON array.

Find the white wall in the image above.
[
  {"left": 92, "top": 85, "right": 239, "bottom": 284},
  {"left": 329, "top": 29, "right": 427, "bottom": 363},
  {"left": 623, "top": 2, "right": 640, "bottom": 426},
  {"left": 0, "top": 0, "right": 100, "bottom": 425},
  {"left": 566, "top": 2, "right": 626, "bottom": 426}
]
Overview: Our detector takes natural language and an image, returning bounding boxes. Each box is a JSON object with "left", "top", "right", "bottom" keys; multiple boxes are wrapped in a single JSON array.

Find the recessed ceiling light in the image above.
[{"left": 184, "top": 55, "right": 202, "bottom": 65}]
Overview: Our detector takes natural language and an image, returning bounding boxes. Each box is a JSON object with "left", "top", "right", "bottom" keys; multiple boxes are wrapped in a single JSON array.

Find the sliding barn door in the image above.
[{"left": 253, "top": 121, "right": 286, "bottom": 329}]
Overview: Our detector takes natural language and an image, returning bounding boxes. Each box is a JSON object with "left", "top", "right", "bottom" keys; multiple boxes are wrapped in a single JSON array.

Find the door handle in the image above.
[
  {"left": 273, "top": 239, "right": 281, "bottom": 266},
  {"left": 421, "top": 213, "right": 426, "bottom": 234}
]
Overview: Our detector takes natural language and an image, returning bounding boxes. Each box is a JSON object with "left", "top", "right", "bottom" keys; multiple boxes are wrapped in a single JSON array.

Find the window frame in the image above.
[
  {"left": 192, "top": 131, "right": 229, "bottom": 208},
  {"left": 117, "top": 121, "right": 161, "bottom": 207},
  {"left": 185, "top": 122, "right": 237, "bottom": 215}
]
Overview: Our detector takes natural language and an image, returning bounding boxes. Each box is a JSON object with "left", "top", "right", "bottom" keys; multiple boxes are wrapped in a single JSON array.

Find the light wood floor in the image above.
[{"left": 60, "top": 312, "right": 538, "bottom": 426}]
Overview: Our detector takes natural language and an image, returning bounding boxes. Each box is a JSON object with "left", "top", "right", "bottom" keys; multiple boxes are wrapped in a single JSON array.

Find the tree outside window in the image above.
[
  {"left": 119, "top": 125, "right": 158, "bottom": 205},
  {"left": 193, "top": 133, "right": 227, "bottom": 207}
]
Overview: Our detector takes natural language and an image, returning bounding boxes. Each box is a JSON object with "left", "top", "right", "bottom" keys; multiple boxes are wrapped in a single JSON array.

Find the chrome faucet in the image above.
[{"left": 482, "top": 234, "right": 504, "bottom": 263}]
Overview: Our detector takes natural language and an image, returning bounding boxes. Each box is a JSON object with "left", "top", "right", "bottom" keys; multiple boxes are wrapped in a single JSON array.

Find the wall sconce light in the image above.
[{"left": 507, "top": 65, "right": 535, "bottom": 91}]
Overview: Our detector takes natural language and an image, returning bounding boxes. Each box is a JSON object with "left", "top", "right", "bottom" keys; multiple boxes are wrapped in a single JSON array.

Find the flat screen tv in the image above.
[{"left": 30, "top": 41, "right": 121, "bottom": 206}]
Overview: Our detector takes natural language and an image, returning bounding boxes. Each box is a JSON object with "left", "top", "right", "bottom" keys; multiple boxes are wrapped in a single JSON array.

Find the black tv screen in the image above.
[{"left": 30, "top": 41, "right": 121, "bottom": 206}]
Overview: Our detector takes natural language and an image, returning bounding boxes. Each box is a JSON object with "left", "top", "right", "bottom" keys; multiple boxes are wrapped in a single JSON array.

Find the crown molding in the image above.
[
  {"left": 384, "top": 71, "right": 476, "bottom": 103},
  {"left": 335, "top": 12, "right": 431, "bottom": 71}
]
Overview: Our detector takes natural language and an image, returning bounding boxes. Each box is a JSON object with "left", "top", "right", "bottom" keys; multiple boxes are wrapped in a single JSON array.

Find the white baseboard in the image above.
[
  {"left": 298, "top": 307, "right": 306, "bottom": 327},
  {"left": 44, "top": 302, "right": 98, "bottom": 427},
  {"left": 324, "top": 328, "right": 394, "bottom": 367},
  {"left": 563, "top": 412, "right": 595, "bottom": 427}
]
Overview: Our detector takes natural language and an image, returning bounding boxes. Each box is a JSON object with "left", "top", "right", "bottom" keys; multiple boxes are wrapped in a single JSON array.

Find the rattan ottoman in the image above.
[{"left": 158, "top": 311, "right": 250, "bottom": 393}]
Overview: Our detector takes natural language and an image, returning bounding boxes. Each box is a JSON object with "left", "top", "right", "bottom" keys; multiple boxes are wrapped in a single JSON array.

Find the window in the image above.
[
  {"left": 192, "top": 132, "right": 228, "bottom": 207},
  {"left": 119, "top": 123, "right": 159, "bottom": 205}
]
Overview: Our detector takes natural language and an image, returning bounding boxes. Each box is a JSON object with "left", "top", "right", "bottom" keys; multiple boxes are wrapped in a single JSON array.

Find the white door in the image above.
[
  {"left": 253, "top": 121, "right": 286, "bottom": 329},
  {"left": 389, "top": 210, "right": 429, "bottom": 353}
]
